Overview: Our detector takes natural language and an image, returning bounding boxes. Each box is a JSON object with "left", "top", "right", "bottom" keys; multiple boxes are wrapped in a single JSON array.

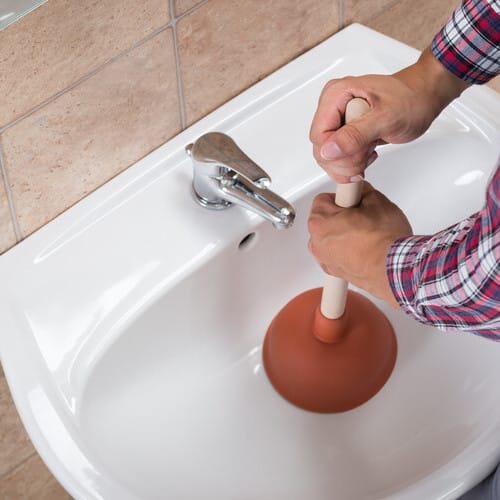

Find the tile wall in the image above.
[{"left": 1, "top": 0, "right": 499, "bottom": 497}]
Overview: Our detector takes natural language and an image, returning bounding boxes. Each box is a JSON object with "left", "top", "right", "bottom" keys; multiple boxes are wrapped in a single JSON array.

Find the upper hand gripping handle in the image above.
[{"left": 320, "top": 98, "right": 370, "bottom": 319}]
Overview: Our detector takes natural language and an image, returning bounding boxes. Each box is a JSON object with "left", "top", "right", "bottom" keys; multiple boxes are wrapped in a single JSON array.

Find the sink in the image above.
[{"left": 2, "top": 24, "right": 500, "bottom": 500}]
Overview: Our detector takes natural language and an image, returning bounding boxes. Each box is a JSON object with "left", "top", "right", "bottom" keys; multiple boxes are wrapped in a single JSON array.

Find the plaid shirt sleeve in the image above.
[
  {"left": 387, "top": 164, "right": 500, "bottom": 339},
  {"left": 431, "top": 0, "right": 500, "bottom": 84},
  {"left": 386, "top": 1, "right": 500, "bottom": 338}
]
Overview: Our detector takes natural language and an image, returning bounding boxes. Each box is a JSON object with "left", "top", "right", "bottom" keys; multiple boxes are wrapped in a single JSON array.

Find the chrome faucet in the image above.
[{"left": 185, "top": 132, "right": 295, "bottom": 229}]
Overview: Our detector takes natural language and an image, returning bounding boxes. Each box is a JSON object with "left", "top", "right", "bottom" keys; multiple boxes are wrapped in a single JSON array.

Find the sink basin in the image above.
[{"left": 2, "top": 24, "right": 500, "bottom": 500}]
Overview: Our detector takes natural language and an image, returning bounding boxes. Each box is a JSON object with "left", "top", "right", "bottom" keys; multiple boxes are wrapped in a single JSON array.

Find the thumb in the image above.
[{"left": 320, "top": 114, "right": 382, "bottom": 160}]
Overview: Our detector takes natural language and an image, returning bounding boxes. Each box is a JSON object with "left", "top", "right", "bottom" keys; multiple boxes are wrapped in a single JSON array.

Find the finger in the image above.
[
  {"left": 310, "top": 193, "right": 340, "bottom": 215},
  {"left": 360, "top": 180, "right": 376, "bottom": 194},
  {"left": 309, "top": 81, "right": 354, "bottom": 144},
  {"left": 308, "top": 239, "right": 333, "bottom": 275},
  {"left": 333, "top": 151, "right": 377, "bottom": 183},
  {"left": 320, "top": 263, "right": 333, "bottom": 275},
  {"left": 307, "top": 238, "right": 314, "bottom": 255},
  {"left": 312, "top": 143, "right": 357, "bottom": 182},
  {"left": 358, "top": 181, "right": 391, "bottom": 209},
  {"left": 320, "top": 114, "right": 383, "bottom": 161},
  {"left": 314, "top": 138, "right": 378, "bottom": 166},
  {"left": 308, "top": 195, "right": 340, "bottom": 237},
  {"left": 314, "top": 149, "right": 378, "bottom": 183}
]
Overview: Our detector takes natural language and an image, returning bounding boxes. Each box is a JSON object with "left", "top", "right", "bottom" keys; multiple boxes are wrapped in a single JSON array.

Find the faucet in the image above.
[{"left": 185, "top": 132, "right": 295, "bottom": 229}]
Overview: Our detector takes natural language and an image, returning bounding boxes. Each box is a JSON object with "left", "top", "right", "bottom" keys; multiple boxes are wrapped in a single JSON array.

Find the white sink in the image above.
[{"left": 2, "top": 24, "right": 500, "bottom": 500}]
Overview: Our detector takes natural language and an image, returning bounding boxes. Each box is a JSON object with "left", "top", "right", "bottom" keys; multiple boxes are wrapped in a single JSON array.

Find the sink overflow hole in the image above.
[{"left": 238, "top": 232, "right": 257, "bottom": 251}]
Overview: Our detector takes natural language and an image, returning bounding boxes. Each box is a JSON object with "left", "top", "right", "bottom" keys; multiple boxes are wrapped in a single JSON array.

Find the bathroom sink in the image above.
[{"left": 2, "top": 24, "right": 500, "bottom": 500}]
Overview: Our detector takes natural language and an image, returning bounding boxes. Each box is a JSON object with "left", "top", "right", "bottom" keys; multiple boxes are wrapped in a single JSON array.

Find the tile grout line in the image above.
[
  {"left": 0, "top": 450, "right": 37, "bottom": 481},
  {"left": 169, "top": 0, "right": 187, "bottom": 130},
  {"left": 0, "top": 21, "right": 175, "bottom": 136},
  {"left": 172, "top": 0, "right": 211, "bottom": 130},
  {"left": 0, "top": 0, "right": 210, "bottom": 137},
  {"left": 0, "top": 138, "right": 22, "bottom": 242},
  {"left": 364, "top": 0, "right": 404, "bottom": 25},
  {"left": 0, "top": 0, "right": 211, "bottom": 250},
  {"left": 177, "top": 0, "right": 209, "bottom": 20}
]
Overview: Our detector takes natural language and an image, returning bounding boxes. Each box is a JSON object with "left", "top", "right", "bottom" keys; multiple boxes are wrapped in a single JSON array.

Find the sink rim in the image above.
[{"left": 1, "top": 23, "right": 500, "bottom": 500}]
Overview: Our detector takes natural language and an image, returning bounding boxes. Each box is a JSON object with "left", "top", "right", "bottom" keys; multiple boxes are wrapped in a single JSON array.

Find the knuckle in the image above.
[
  {"left": 309, "top": 128, "right": 317, "bottom": 144},
  {"left": 309, "top": 117, "right": 322, "bottom": 144},
  {"left": 311, "top": 193, "right": 330, "bottom": 208},
  {"left": 307, "top": 212, "right": 319, "bottom": 232},
  {"left": 322, "top": 78, "right": 341, "bottom": 93},
  {"left": 308, "top": 209, "right": 326, "bottom": 234},
  {"left": 312, "top": 143, "right": 323, "bottom": 161},
  {"left": 308, "top": 239, "right": 319, "bottom": 259}
]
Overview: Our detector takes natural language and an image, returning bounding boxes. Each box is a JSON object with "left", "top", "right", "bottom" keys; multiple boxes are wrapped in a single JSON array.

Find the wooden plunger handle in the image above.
[{"left": 320, "top": 97, "right": 371, "bottom": 319}]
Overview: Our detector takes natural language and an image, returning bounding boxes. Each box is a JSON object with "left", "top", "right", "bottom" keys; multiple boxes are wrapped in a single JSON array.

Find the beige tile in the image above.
[
  {"left": 2, "top": 29, "right": 181, "bottom": 238},
  {"left": 174, "top": 0, "right": 203, "bottom": 17},
  {"left": 369, "top": 1, "right": 500, "bottom": 93},
  {"left": 0, "top": 453, "right": 70, "bottom": 500},
  {"left": 0, "top": 370, "right": 35, "bottom": 477},
  {"left": 0, "top": 165, "right": 16, "bottom": 254},
  {"left": 368, "top": 0, "right": 458, "bottom": 50},
  {"left": 0, "top": 0, "right": 170, "bottom": 128},
  {"left": 487, "top": 75, "right": 500, "bottom": 93},
  {"left": 178, "top": 0, "right": 339, "bottom": 125},
  {"left": 343, "top": 0, "right": 399, "bottom": 26}
]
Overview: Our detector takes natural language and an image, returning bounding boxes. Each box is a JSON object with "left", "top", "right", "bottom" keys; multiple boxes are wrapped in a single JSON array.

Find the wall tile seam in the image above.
[
  {"left": 1, "top": 0, "right": 398, "bottom": 140},
  {"left": 0, "top": 449, "right": 37, "bottom": 481},
  {"left": 170, "top": 0, "right": 210, "bottom": 131},
  {"left": 175, "top": 0, "right": 210, "bottom": 20},
  {"left": 170, "top": 0, "right": 187, "bottom": 130},
  {"left": 0, "top": 0, "right": 210, "bottom": 253},
  {"left": 174, "top": 0, "right": 343, "bottom": 129},
  {"left": 355, "top": 0, "right": 405, "bottom": 28},
  {"left": 0, "top": 21, "right": 176, "bottom": 136},
  {"left": 0, "top": 0, "right": 210, "bottom": 138},
  {"left": 0, "top": 138, "right": 21, "bottom": 242}
]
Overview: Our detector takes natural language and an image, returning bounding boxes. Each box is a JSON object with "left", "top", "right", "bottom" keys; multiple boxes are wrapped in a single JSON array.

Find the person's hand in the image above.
[
  {"left": 308, "top": 182, "right": 413, "bottom": 307},
  {"left": 309, "top": 47, "right": 470, "bottom": 183}
]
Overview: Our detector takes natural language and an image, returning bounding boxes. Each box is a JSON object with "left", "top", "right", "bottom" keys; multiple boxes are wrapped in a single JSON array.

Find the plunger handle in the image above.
[{"left": 319, "top": 97, "right": 370, "bottom": 320}]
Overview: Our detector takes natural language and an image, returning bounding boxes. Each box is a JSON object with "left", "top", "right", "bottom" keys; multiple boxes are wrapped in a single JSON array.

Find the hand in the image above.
[
  {"left": 309, "top": 47, "right": 470, "bottom": 183},
  {"left": 308, "top": 182, "right": 413, "bottom": 307}
]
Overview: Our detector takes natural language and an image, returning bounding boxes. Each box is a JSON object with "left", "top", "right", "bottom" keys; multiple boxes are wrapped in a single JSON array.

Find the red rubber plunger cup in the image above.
[{"left": 262, "top": 98, "right": 397, "bottom": 413}]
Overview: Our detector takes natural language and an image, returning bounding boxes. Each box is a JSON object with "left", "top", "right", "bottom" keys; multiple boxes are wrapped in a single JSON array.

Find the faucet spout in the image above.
[
  {"left": 219, "top": 170, "right": 295, "bottom": 229},
  {"left": 186, "top": 132, "right": 296, "bottom": 229}
]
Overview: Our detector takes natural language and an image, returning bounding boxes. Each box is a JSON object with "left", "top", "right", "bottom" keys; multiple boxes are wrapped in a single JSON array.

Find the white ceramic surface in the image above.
[
  {"left": 0, "top": 0, "right": 47, "bottom": 30},
  {"left": 1, "top": 25, "right": 500, "bottom": 500}
]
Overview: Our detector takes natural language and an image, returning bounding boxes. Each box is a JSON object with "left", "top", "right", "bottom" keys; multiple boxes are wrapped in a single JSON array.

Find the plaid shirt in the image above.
[
  {"left": 432, "top": 0, "right": 500, "bottom": 83},
  {"left": 387, "top": 0, "right": 500, "bottom": 338}
]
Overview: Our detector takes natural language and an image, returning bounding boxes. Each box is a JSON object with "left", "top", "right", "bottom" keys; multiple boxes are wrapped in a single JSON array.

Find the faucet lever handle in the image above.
[{"left": 190, "top": 132, "right": 271, "bottom": 187}]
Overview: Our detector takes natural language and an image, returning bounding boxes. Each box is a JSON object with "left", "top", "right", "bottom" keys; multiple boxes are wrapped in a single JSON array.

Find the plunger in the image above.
[{"left": 263, "top": 98, "right": 397, "bottom": 413}]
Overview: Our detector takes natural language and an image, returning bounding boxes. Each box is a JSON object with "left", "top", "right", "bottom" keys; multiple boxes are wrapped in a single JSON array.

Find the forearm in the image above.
[
  {"left": 386, "top": 165, "right": 500, "bottom": 338},
  {"left": 395, "top": 0, "right": 500, "bottom": 110},
  {"left": 394, "top": 47, "right": 471, "bottom": 118}
]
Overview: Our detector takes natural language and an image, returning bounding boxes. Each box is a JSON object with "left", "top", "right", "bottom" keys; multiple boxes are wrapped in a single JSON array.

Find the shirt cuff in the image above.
[
  {"left": 386, "top": 235, "right": 433, "bottom": 323},
  {"left": 431, "top": 0, "right": 500, "bottom": 84}
]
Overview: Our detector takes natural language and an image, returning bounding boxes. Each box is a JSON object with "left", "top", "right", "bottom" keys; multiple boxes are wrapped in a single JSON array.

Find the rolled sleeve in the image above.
[
  {"left": 431, "top": 0, "right": 500, "bottom": 84},
  {"left": 386, "top": 165, "right": 500, "bottom": 339}
]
